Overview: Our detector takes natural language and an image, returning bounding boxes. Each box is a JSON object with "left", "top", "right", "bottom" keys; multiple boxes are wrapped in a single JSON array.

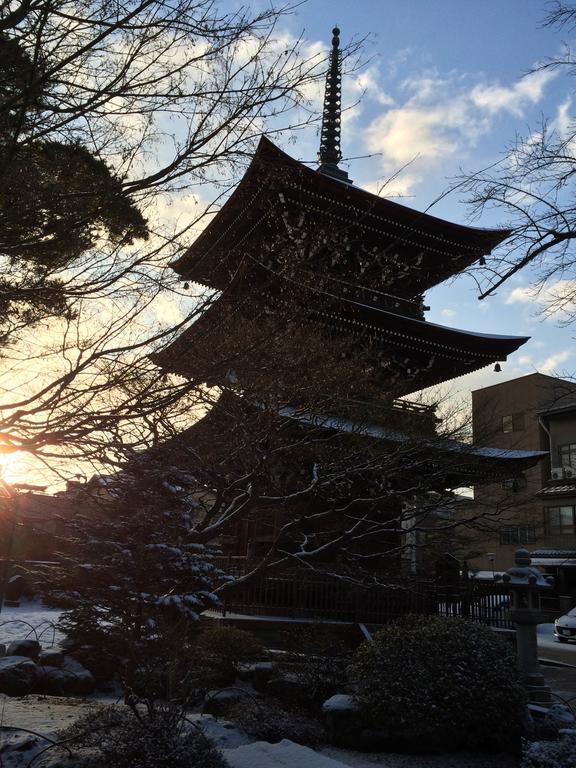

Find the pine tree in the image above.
[{"left": 41, "top": 461, "right": 228, "bottom": 693}]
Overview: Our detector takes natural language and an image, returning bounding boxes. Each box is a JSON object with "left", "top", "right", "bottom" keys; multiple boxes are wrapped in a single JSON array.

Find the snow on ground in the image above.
[
  {"left": 224, "top": 740, "right": 348, "bottom": 768},
  {"left": 0, "top": 696, "right": 522, "bottom": 768},
  {"left": 0, "top": 693, "right": 102, "bottom": 734},
  {"left": 0, "top": 601, "right": 63, "bottom": 647},
  {"left": 320, "top": 746, "right": 518, "bottom": 768}
]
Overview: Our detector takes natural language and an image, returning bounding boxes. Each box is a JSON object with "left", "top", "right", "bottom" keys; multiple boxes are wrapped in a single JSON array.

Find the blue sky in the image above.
[{"left": 260, "top": 1, "right": 576, "bottom": 402}]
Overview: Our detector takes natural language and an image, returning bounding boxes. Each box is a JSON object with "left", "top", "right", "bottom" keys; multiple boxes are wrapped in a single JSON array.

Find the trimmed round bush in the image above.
[{"left": 348, "top": 615, "right": 526, "bottom": 752}]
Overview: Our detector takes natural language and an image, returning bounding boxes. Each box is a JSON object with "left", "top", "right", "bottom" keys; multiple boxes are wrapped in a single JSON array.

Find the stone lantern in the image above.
[{"left": 498, "top": 548, "right": 554, "bottom": 703}]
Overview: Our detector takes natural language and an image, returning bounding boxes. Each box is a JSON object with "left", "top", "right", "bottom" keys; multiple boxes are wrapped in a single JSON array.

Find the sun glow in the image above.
[{"left": 0, "top": 450, "right": 24, "bottom": 485}]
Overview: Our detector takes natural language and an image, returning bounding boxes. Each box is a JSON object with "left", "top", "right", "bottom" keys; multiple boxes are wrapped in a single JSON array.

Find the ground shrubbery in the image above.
[
  {"left": 227, "top": 697, "right": 325, "bottom": 746},
  {"left": 522, "top": 733, "right": 576, "bottom": 767},
  {"left": 60, "top": 705, "right": 226, "bottom": 768},
  {"left": 348, "top": 615, "right": 526, "bottom": 752},
  {"left": 278, "top": 625, "right": 351, "bottom": 710},
  {"left": 191, "top": 625, "right": 265, "bottom": 685}
]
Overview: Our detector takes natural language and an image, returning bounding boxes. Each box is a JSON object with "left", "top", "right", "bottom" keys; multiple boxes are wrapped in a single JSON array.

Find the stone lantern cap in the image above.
[{"left": 497, "top": 549, "right": 554, "bottom": 590}]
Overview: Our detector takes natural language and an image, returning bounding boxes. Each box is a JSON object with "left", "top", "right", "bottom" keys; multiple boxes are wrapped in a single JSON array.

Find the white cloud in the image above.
[
  {"left": 441, "top": 308, "right": 457, "bottom": 319},
  {"left": 349, "top": 67, "right": 394, "bottom": 107},
  {"left": 470, "top": 69, "right": 557, "bottom": 117},
  {"left": 505, "top": 280, "right": 576, "bottom": 317},
  {"left": 539, "top": 350, "right": 572, "bottom": 375},
  {"left": 364, "top": 96, "right": 474, "bottom": 168},
  {"left": 505, "top": 286, "right": 534, "bottom": 304},
  {"left": 554, "top": 97, "right": 573, "bottom": 137},
  {"left": 362, "top": 174, "right": 420, "bottom": 199},
  {"left": 361, "top": 66, "right": 557, "bottom": 195}
]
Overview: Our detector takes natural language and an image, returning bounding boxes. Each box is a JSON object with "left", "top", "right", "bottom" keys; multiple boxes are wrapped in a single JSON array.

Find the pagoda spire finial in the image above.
[{"left": 318, "top": 26, "right": 351, "bottom": 184}]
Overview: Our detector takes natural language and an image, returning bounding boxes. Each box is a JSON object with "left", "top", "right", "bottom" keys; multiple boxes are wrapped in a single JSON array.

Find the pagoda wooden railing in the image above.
[
  {"left": 390, "top": 398, "right": 437, "bottom": 415},
  {"left": 332, "top": 396, "right": 440, "bottom": 434},
  {"left": 339, "top": 395, "right": 436, "bottom": 417}
]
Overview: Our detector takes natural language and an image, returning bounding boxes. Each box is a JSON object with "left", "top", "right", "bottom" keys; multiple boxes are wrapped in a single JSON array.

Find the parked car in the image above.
[{"left": 554, "top": 608, "right": 576, "bottom": 643}]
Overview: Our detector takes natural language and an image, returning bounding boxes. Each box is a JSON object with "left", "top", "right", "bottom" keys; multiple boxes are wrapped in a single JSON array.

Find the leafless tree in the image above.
[
  {"left": 0, "top": 0, "right": 367, "bottom": 479},
  {"left": 459, "top": 1, "right": 576, "bottom": 318}
]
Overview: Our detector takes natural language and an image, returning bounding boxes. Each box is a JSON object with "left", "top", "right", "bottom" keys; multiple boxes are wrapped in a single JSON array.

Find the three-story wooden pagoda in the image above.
[{"left": 154, "top": 28, "right": 544, "bottom": 572}]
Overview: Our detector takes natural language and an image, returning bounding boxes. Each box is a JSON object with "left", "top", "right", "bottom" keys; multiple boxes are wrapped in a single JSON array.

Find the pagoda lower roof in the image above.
[
  {"left": 278, "top": 405, "right": 546, "bottom": 478},
  {"left": 171, "top": 137, "right": 510, "bottom": 296}
]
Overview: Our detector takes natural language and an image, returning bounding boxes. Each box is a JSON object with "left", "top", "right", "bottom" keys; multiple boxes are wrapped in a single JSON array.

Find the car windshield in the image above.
[{"left": 567, "top": 608, "right": 576, "bottom": 618}]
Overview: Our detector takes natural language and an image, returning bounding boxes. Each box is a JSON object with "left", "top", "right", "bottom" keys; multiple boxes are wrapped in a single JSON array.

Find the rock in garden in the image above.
[
  {"left": 36, "top": 665, "right": 70, "bottom": 696},
  {"left": 322, "top": 694, "right": 362, "bottom": 748},
  {"left": 39, "top": 649, "right": 64, "bottom": 668},
  {"left": 7, "top": 639, "right": 41, "bottom": 661},
  {"left": 61, "top": 656, "right": 96, "bottom": 694},
  {"left": 0, "top": 656, "right": 39, "bottom": 696},
  {"left": 266, "top": 674, "right": 307, "bottom": 702},
  {"left": 35, "top": 664, "right": 94, "bottom": 696},
  {"left": 252, "top": 662, "right": 275, "bottom": 692}
]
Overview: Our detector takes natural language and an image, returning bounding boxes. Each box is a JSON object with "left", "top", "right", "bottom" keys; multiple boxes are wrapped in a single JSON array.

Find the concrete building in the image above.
[{"left": 470, "top": 372, "right": 576, "bottom": 576}]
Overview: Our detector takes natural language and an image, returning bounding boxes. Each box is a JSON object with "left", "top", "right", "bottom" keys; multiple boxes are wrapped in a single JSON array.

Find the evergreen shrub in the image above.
[
  {"left": 192, "top": 625, "right": 264, "bottom": 683},
  {"left": 227, "top": 697, "right": 325, "bottom": 746},
  {"left": 278, "top": 625, "right": 350, "bottom": 709},
  {"left": 62, "top": 705, "right": 226, "bottom": 768},
  {"left": 348, "top": 615, "right": 526, "bottom": 752}
]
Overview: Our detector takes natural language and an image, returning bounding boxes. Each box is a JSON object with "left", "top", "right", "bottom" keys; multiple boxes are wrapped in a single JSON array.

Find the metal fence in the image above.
[{"left": 214, "top": 565, "right": 514, "bottom": 628}]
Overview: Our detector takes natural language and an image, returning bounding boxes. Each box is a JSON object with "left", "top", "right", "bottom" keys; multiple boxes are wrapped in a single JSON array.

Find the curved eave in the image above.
[
  {"left": 280, "top": 407, "right": 546, "bottom": 473},
  {"left": 152, "top": 294, "right": 530, "bottom": 397},
  {"left": 332, "top": 296, "right": 529, "bottom": 362},
  {"left": 171, "top": 137, "right": 510, "bottom": 285}
]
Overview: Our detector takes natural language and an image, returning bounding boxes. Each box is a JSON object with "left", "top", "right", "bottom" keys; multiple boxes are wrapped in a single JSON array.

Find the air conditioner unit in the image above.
[
  {"left": 551, "top": 467, "right": 565, "bottom": 480},
  {"left": 564, "top": 465, "right": 576, "bottom": 479}
]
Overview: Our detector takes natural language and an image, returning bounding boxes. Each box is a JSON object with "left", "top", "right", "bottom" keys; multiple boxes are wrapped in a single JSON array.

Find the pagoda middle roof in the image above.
[
  {"left": 153, "top": 284, "right": 530, "bottom": 396},
  {"left": 172, "top": 136, "right": 510, "bottom": 295}
]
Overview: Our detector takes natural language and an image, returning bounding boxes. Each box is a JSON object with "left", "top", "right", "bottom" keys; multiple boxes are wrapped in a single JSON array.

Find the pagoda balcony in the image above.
[{"left": 334, "top": 396, "right": 440, "bottom": 437}]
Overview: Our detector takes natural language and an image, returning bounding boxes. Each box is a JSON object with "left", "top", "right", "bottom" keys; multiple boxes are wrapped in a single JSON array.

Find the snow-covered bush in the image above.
[
  {"left": 61, "top": 705, "right": 226, "bottom": 768},
  {"left": 348, "top": 615, "right": 526, "bottom": 752},
  {"left": 522, "top": 733, "right": 576, "bottom": 767},
  {"left": 227, "top": 697, "right": 325, "bottom": 747},
  {"left": 39, "top": 465, "right": 229, "bottom": 693},
  {"left": 192, "top": 626, "right": 264, "bottom": 684}
]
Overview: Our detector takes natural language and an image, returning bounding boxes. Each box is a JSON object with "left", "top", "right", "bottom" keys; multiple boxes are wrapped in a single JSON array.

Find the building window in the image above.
[
  {"left": 544, "top": 505, "right": 576, "bottom": 536},
  {"left": 501, "top": 475, "right": 527, "bottom": 492},
  {"left": 502, "top": 412, "right": 525, "bottom": 433},
  {"left": 559, "top": 443, "right": 576, "bottom": 467},
  {"left": 499, "top": 525, "right": 536, "bottom": 546}
]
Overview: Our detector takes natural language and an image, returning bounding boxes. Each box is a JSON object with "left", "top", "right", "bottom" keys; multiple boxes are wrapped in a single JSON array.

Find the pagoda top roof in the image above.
[{"left": 172, "top": 136, "right": 510, "bottom": 294}]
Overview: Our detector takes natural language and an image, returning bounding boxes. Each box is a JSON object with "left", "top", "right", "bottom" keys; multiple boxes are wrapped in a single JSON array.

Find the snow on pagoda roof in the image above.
[{"left": 277, "top": 404, "right": 546, "bottom": 464}]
